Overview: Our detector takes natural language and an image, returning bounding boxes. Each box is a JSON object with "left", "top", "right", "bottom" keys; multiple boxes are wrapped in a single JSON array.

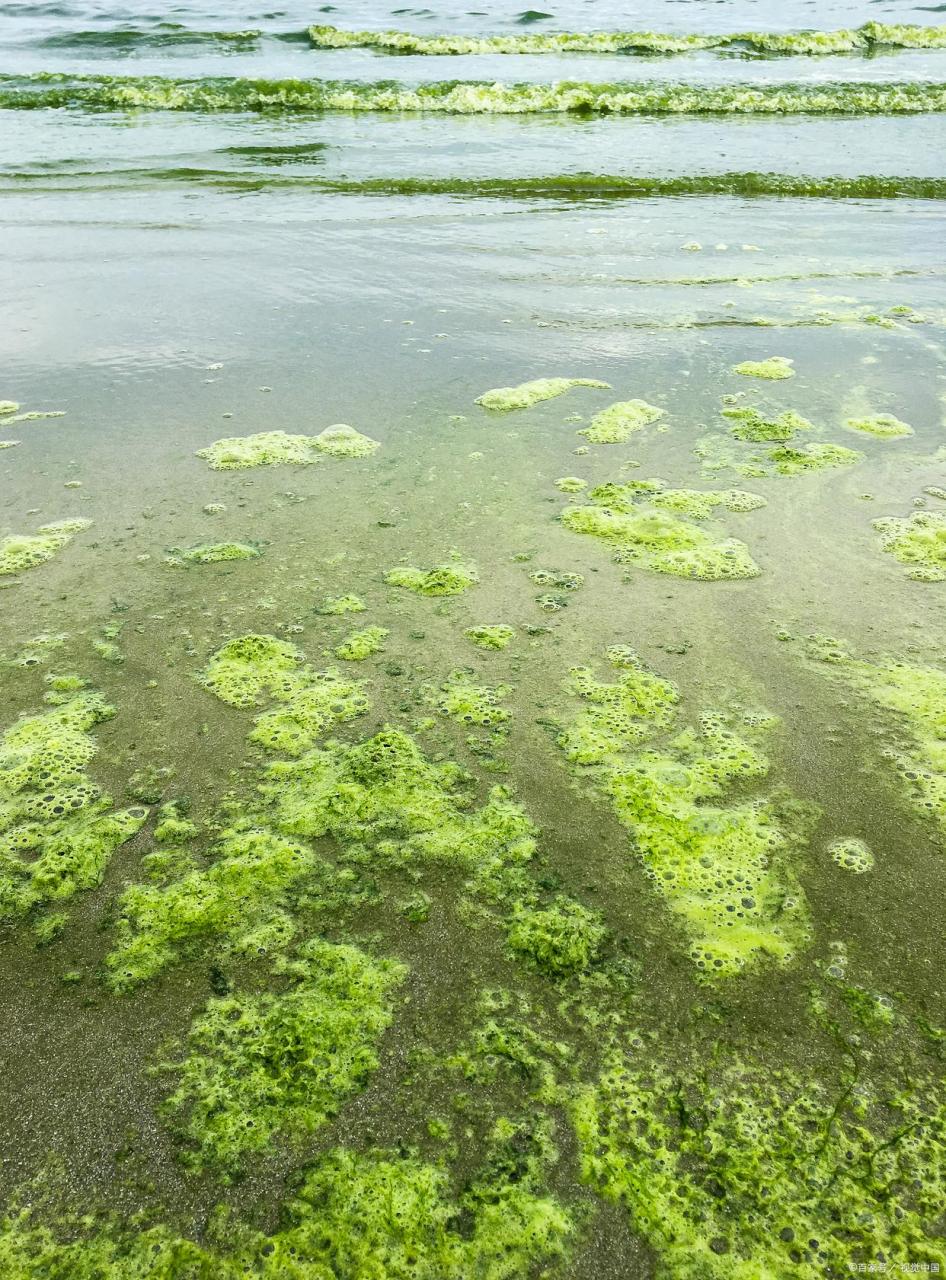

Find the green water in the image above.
[{"left": 1, "top": 2, "right": 946, "bottom": 1277}]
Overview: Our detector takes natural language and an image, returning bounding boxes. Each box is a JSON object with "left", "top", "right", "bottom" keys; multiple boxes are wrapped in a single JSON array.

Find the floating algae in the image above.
[
  {"left": 318, "top": 593, "right": 367, "bottom": 615},
  {"left": 197, "top": 430, "right": 320, "bottom": 470},
  {"left": 768, "top": 442, "right": 862, "bottom": 475},
  {"left": 845, "top": 413, "right": 915, "bottom": 438},
  {"left": 385, "top": 562, "right": 479, "bottom": 596},
  {"left": 465, "top": 625, "right": 515, "bottom": 650},
  {"left": 732, "top": 356, "right": 796, "bottom": 380},
  {"left": 334, "top": 626, "right": 388, "bottom": 661},
  {"left": 434, "top": 672, "right": 511, "bottom": 727},
  {"left": 5, "top": 75, "right": 946, "bottom": 116},
  {"left": 307, "top": 21, "right": 946, "bottom": 56},
  {"left": 561, "top": 483, "right": 761, "bottom": 581},
  {"left": 722, "top": 405, "right": 814, "bottom": 442},
  {"left": 829, "top": 837, "right": 875, "bottom": 873},
  {"left": 873, "top": 510, "right": 946, "bottom": 580},
  {"left": 475, "top": 377, "right": 609, "bottom": 411},
  {"left": 507, "top": 896, "right": 606, "bottom": 976},
  {"left": 0, "top": 679, "right": 147, "bottom": 927},
  {"left": 167, "top": 541, "right": 262, "bottom": 565},
  {"left": 577, "top": 399, "right": 664, "bottom": 444},
  {"left": 0, "top": 518, "right": 92, "bottom": 577},
  {"left": 572, "top": 1047, "right": 946, "bottom": 1279},
  {"left": 558, "top": 658, "right": 811, "bottom": 976},
  {"left": 807, "top": 646, "right": 946, "bottom": 839},
  {"left": 554, "top": 477, "right": 587, "bottom": 494},
  {"left": 161, "top": 938, "right": 405, "bottom": 1173},
  {"left": 197, "top": 426, "right": 379, "bottom": 469},
  {"left": 311, "top": 424, "right": 380, "bottom": 458}
]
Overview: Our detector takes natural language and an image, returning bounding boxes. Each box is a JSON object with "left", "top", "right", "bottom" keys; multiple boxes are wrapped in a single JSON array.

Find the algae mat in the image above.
[{"left": 1, "top": 0, "right": 946, "bottom": 1275}]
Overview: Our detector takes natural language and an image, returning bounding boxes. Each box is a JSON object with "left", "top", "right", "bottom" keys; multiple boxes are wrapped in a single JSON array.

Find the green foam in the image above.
[
  {"left": 197, "top": 426, "right": 380, "bottom": 469},
  {"left": 196, "top": 430, "right": 320, "bottom": 470},
  {"left": 577, "top": 399, "right": 664, "bottom": 443},
  {"left": 559, "top": 659, "right": 811, "bottom": 976},
  {"left": 5, "top": 75, "right": 946, "bottom": 116},
  {"left": 768, "top": 442, "right": 861, "bottom": 474},
  {"left": 0, "top": 681, "right": 146, "bottom": 925},
  {"left": 476, "top": 377, "right": 609, "bottom": 411},
  {"left": 334, "top": 625, "right": 388, "bottom": 661},
  {"left": 435, "top": 672, "right": 511, "bottom": 727},
  {"left": 163, "top": 938, "right": 405, "bottom": 1173},
  {"left": 829, "top": 836, "right": 875, "bottom": 873},
  {"left": 0, "top": 519, "right": 92, "bottom": 576},
  {"left": 198, "top": 634, "right": 302, "bottom": 708},
  {"left": 318, "top": 593, "right": 367, "bottom": 615},
  {"left": 722, "top": 405, "right": 814, "bottom": 442},
  {"left": 507, "top": 896, "right": 606, "bottom": 975},
  {"left": 308, "top": 21, "right": 946, "bottom": 56},
  {"left": 573, "top": 1050, "right": 946, "bottom": 1277},
  {"left": 561, "top": 484, "right": 761, "bottom": 581},
  {"left": 732, "top": 356, "right": 795, "bottom": 379},
  {"left": 465, "top": 625, "right": 516, "bottom": 650},
  {"left": 844, "top": 413, "right": 914, "bottom": 439},
  {"left": 385, "top": 562, "right": 479, "bottom": 595},
  {"left": 169, "top": 541, "right": 261, "bottom": 565},
  {"left": 873, "top": 511, "right": 946, "bottom": 580}
]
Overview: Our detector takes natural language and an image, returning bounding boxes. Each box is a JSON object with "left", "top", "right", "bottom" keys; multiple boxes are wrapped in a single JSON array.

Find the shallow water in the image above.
[{"left": 1, "top": 1, "right": 946, "bottom": 1276}]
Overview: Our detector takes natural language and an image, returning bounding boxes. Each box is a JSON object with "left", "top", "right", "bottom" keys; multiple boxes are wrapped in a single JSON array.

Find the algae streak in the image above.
[
  {"left": 3, "top": 74, "right": 946, "bottom": 115},
  {"left": 308, "top": 21, "right": 946, "bottom": 57}
]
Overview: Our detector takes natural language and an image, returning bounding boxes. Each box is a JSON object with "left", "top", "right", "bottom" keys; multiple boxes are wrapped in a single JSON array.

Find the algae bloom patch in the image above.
[
  {"left": 844, "top": 413, "right": 914, "bottom": 439},
  {"left": 166, "top": 541, "right": 262, "bottom": 565},
  {"left": 561, "top": 480, "right": 761, "bottom": 581},
  {"left": 385, "top": 562, "right": 479, "bottom": 596},
  {"left": 577, "top": 399, "right": 664, "bottom": 444},
  {"left": 475, "top": 377, "right": 609, "bottom": 411},
  {"left": 0, "top": 678, "right": 147, "bottom": 929},
  {"left": 829, "top": 837, "right": 875, "bottom": 873},
  {"left": 873, "top": 510, "right": 946, "bottom": 580},
  {"left": 0, "top": 518, "right": 93, "bottom": 576},
  {"left": 732, "top": 356, "right": 795, "bottom": 380},
  {"left": 162, "top": 938, "right": 406, "bottom": 1172},
  {"left": 197, "top": 425, "right": 379, "bottom": 469},
  {"left": 334, "top": 626, "right": 388, "bottom": 661}
]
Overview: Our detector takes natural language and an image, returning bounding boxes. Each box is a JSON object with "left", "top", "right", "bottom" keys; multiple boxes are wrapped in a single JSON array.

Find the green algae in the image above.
[
  {"left": 107, "top": 825, "right": 327, "bottom": 988},
  {"left": 6, "top": 75, "right": 946, "bottom": 117},
  {"left": 196, "top": 429, "right": 320, "bottom": 470},
  {"left": 844, "top": 413, "right": 914, "bottom": 438},
  {"left": 732, "top": 355, "right": 796, "bottom": 379},
  {"left": 475, "top": 377, "right": 609, "bottom": 412},
  {"left": 162, "top": 938, "right": 405, "bottom": 1173},
  {"left": 722, "top": 404, "right": 814, "bottom": 442},
  {"left": 561, "top": 486, "right": 761, "bottom": 581},
  {"left": 0, "top": 519, "right": 92, "bottom": 577},
  {"left": 318, "top": 593, "right": 366, "bottom": 615},
  {"left": 334, "top": 625, "right": 388, "bottom": 661},
  {"left": 199, "top": 634, "right": 369, "bottom": 752},
  {"left": 829, "top": 836, "right": 875, "bottom": 873},
  {"left": 0, "top": 1139, "right": 572, "bottom": 1277},
  {"left": 198, "top": 633, "right": 302, "bottom": 707},
  {"left": 465, "top": 625, "right": 515, "bottom": 650},
  {"left": 768, "top": 442, "right": 862, "bottom": 474},
  {"left": 385, "top": 562, "right": 479, "bottom": 596},
  {"left": 435, "top": 672, "right": 511, "bottom": 728},
  {"left": 507, "top": 896, "right": 606, "bottom": 976},
  {"left": 577, "top": 399, "right": 664, "bottom": 444},
  {"left": 573, "top": 1049, "right": 946, "bottom": 1277},
  {"left": 308, "top": 21, "right": 946, "bottom": 56},
  {"left": 0, "top": 400, "right": 19, "bottom": 415},
  {"left": 554, "top": 477, "right": 586, "bottom": 494},
  {"left": 649, "top": 487, "right": 766, "bottom": 519},
  {"left": 807, "top": 649, "right": 946, "bottom": 841},
  {"left": 167, "top": 541, "right": 261, "bottom": 566},
  {"left": 873, "top": 510, "right": 946, "bottom": 580},
  {"left": 252, "top": 1144, "right": 572, "bottom": 1278},
  {"left": 0, "top": 682, "right": 147, "bottom": 925},
  {"left": 311, "top": 423, "right": 380, "bottom": 458},
  {"left": 559, "top": 659, "right": 811, "bottom": 976}
]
